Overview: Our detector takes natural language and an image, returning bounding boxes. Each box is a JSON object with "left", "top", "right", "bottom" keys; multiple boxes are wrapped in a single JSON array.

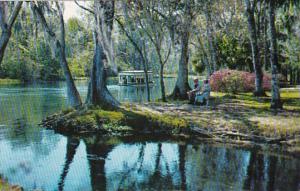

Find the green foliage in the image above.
[
  {"left": 75, "top": 114, "right": 96, "bottom": 126},
  {"left": 216, "top": 34, "right": 252, "bottom": 71},
  {"left": 94, "top": 110, "right": 125, "bottom": 124},
  {"left": 144, "top": 112, "right": 188, "bottom": 129},
  {"left": 67, "top": 18, "right": 84, "bottom": 33}
]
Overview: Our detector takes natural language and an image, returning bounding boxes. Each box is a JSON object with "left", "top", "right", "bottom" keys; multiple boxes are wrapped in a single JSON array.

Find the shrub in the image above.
[{"left": 210, "top": 69, "right": 271, "bottom": 93}]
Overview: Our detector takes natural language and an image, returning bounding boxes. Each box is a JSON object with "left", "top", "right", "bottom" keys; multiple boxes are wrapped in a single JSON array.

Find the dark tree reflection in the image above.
[
  {"left": 84, "top": 136, "right": 115, "bottom": 191},
  {"left": 179, "top": 144, "right": 187, "bottom": 191},
  {"left": 58, "top": 137, "right": 80, "bottom": 191},
  {"left": 243, "top": 150, "right": 265, "bottom": 191}
]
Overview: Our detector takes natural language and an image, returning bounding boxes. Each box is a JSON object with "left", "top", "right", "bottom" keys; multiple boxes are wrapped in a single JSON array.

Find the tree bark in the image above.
[
  {"left": 86, "top": 0, "right": 120, "bottom": 108},
  {"left": 86, "top": 30, "right": 120, "bottom": 108},
  {"left": 171, "top": 0, "right": 192, "bottom": 99},
  {"left": 244, "top": 0, "right": 265, "bottom": 96},
  {"left": 160, "top": 64, "right": 166, "bottom": 102},
  {"left": 263, "top": 0, "right": 270, "bottom": 71},
  {"left": 31, "top": 3, "right": 82, "bottom": 107},
  {"left": 204, "top": 1, "right": 217, "bottom": 73},
  {"left": 268, "top": 1, "right": 282, "bottom": 109},
  {"left": 95, "top": 0, "right": 117, "bottom": 75},
  {"left": 0, "top": 2, "right": 23, "bottom": 66}
]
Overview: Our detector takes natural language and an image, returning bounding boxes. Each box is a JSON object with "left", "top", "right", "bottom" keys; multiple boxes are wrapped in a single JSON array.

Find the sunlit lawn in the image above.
[{"left": 148, "top": 89, "right": 300, "bottom": 138}]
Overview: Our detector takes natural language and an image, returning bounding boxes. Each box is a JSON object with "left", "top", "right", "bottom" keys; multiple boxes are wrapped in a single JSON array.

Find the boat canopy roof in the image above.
[{"left": 119, "top": 70, "right": 153, "bottom": 75}]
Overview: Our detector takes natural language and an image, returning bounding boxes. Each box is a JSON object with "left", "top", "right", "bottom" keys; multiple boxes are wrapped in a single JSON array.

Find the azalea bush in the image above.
[{"left": 210, "top": 69, "right": 271, "bottom": 93}]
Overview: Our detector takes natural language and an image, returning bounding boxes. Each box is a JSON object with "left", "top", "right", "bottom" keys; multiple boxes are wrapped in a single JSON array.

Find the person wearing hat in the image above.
[{"left": 187, "top": 78, "right": 201, "bottom": 103}]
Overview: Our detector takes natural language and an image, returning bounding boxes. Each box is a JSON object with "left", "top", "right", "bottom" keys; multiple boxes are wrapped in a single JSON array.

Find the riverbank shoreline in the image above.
[
  {"left": 0, "top": 177, "right": 23, "bottom": 191},
  {"left": 41, "top": 90, "right": 300, "bottom": 156},
  {"left": 0, "top": 79, "right": 21, "bottom": 85}
]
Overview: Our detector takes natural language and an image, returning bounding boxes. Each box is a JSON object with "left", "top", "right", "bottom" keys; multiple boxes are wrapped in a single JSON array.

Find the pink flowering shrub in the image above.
[{"left": 210, "top": 69, "right": 271, "bottom": 93}]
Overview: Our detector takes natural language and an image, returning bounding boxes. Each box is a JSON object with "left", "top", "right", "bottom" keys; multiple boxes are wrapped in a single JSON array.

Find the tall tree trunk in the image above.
[
  {"left": 160, "top": 64, "right": 166, "bottom": 102},
  {"left": 86, "top": 0, "right": 120, "bottom": 108},
  {"left": 95, "top": 0, "right": 117, "bottom": 75},
  {"left": 0, "top": 2, "right": 23, "bottom": 66},
  {"left": 171, "top": 0, "right": 192, "bottom": 99},
  {"left": 263, "top": 0, "right": 270, "bottom": 71},
  {"left": 172, "top": 28, "right": 191, "bottom": 99},
  {"left": 31, "top": 3, "right": 82, "bottom": 107},
  {"left": 86, "top": 30, "right": 120, "bottom": 108},
  {"left": 297, "top": 70, "right": 300, "bottom": 84},
  {"left": 244, "top": 0, "right": 265, "bottom": 96},
  {"left": 204, "top": 1, "right": 217, "bottom": 73},
  {"left": 268, "top": 1, "right": 282, "bottom": 109},
  {"left": 290, "top": 68, "right": 293, "bottom": 85}
]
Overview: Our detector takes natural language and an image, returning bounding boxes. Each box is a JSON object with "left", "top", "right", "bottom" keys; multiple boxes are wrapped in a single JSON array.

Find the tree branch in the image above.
[
  {"left": 7, "top": 2, "right": 23, "bottom": 30},
  {"left": 74, "top": 1, "right": 94, "bottom": 14}
]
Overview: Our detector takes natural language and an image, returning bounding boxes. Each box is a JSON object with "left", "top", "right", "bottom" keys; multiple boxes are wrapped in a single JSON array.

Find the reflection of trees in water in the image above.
[
  {"left": 178, "top": 144, "right": 187, "bottom": 191},
  {"left": 106, "top": 142, "right": 182, "bottom": 190},
  {"left": 266, "top": 155, "right": 277, "bottom": 191},
  {"left": 275, "top": 156, "right": 300, "bottom": 191},
  {"left": 244, "top": 151, "right": 300, "bottom": 191},
  {"left": 57, "top": 136, "right": 115, "bottom": 191},
  {"left": 84, "top": 136, "right": 115, "bottom": 191},
  {"left": 58, "top": 137, "right": 80, "bottom": 191},
  {"left": 185, "top": 144, "right": 250, "bottom": 190},
  {"left": 56, "top": 136, "right": 300, "bottom": 191},
  {"left": 243, "top": 150, "right": 265, "bottom": 191}
]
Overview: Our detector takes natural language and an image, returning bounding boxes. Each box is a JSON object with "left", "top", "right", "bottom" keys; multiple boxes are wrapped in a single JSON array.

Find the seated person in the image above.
[
  {"left": 195, "top": 79, "right": 211, "bottom": 105},
  {"left": 187, "top": 78, "right": 201, "bottom": 103}
]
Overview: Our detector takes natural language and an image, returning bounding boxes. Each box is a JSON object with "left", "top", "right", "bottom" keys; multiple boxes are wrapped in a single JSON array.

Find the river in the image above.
[{"left": 0, "top": 78, "right": 299, "bottom": 191}]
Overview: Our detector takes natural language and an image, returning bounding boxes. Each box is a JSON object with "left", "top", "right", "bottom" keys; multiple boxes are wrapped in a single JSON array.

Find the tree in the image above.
[
  {"left": 31, "top": 2, "right": 82, "bottom": 107},
  {"left": 204, "top": 0, "right": 217, "bottom": 73},
  {"left": 0, "top": 1, "right": 23, "bottom": 66},
  {"left": 115, "top": 1, "right": 152, "bottom": 102},
  {"left": 137, "top": 0, "right": 172, "bottom": 102},
  {"left": 268, "top": 0, "right": 282, "bottom": 109},
  {"left": 171, "top": 0, "right": 194, "bottom": 99},
  {"left": 86, "top": 0, "right": 120, "bottom": 108},
  {"left": 244, "top": 0, "right": 265, "bottom": 96}
]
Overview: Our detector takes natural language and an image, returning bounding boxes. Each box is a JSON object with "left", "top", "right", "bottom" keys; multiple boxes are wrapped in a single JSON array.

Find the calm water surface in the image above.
[{"left": 0, "top": 79, "right": 299, "bottom": 191}]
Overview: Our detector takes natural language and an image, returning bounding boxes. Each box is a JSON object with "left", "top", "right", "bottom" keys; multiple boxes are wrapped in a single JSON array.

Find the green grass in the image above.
[
  {"left": 198, "top": 90, "right": 300, "bottom": 137},
  {"left": 47, "top": 89, "right": 300, "bottom": 141},
  {"left": 60, "top": 106, "right": 188, "bottom": 134},
  {"left": 0, "top": 177, "right": 22, "bottom": 191},
  {"left": 0, "top": 78, "right": 21, "bottom": 85},
  {"left": 144, "top": 89, "right": 300, "bottom": 138}
]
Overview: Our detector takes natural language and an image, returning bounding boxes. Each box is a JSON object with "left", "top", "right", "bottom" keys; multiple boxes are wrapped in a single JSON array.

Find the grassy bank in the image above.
[
  {"left": 41, "top": 89, "right": 300, "bottom": 153},
  {"left": 0, "top": 79, "right": 21, "bottom": 85},
  {"left": 42, "top": 105, "right": 189, "bottom": 136},
  {"left": 0, "top": 177, "right": 22, "bottom": 191}
]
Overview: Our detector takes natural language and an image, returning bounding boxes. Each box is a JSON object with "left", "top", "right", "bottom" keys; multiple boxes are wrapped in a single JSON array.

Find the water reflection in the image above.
[
  {"left": 58, "top": 137, "right": 80, "bottom": 191},
  {"left": 0, "top": 80, "right": 300, "bottom": 191},
  {"left": 55, "top": 136, "right": 300, "bottom": 191}
]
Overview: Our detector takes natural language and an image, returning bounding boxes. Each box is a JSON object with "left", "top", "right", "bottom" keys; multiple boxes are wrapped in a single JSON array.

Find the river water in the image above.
[{"left": 0, "top": 79, "right": 299, "bottom": 191}]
